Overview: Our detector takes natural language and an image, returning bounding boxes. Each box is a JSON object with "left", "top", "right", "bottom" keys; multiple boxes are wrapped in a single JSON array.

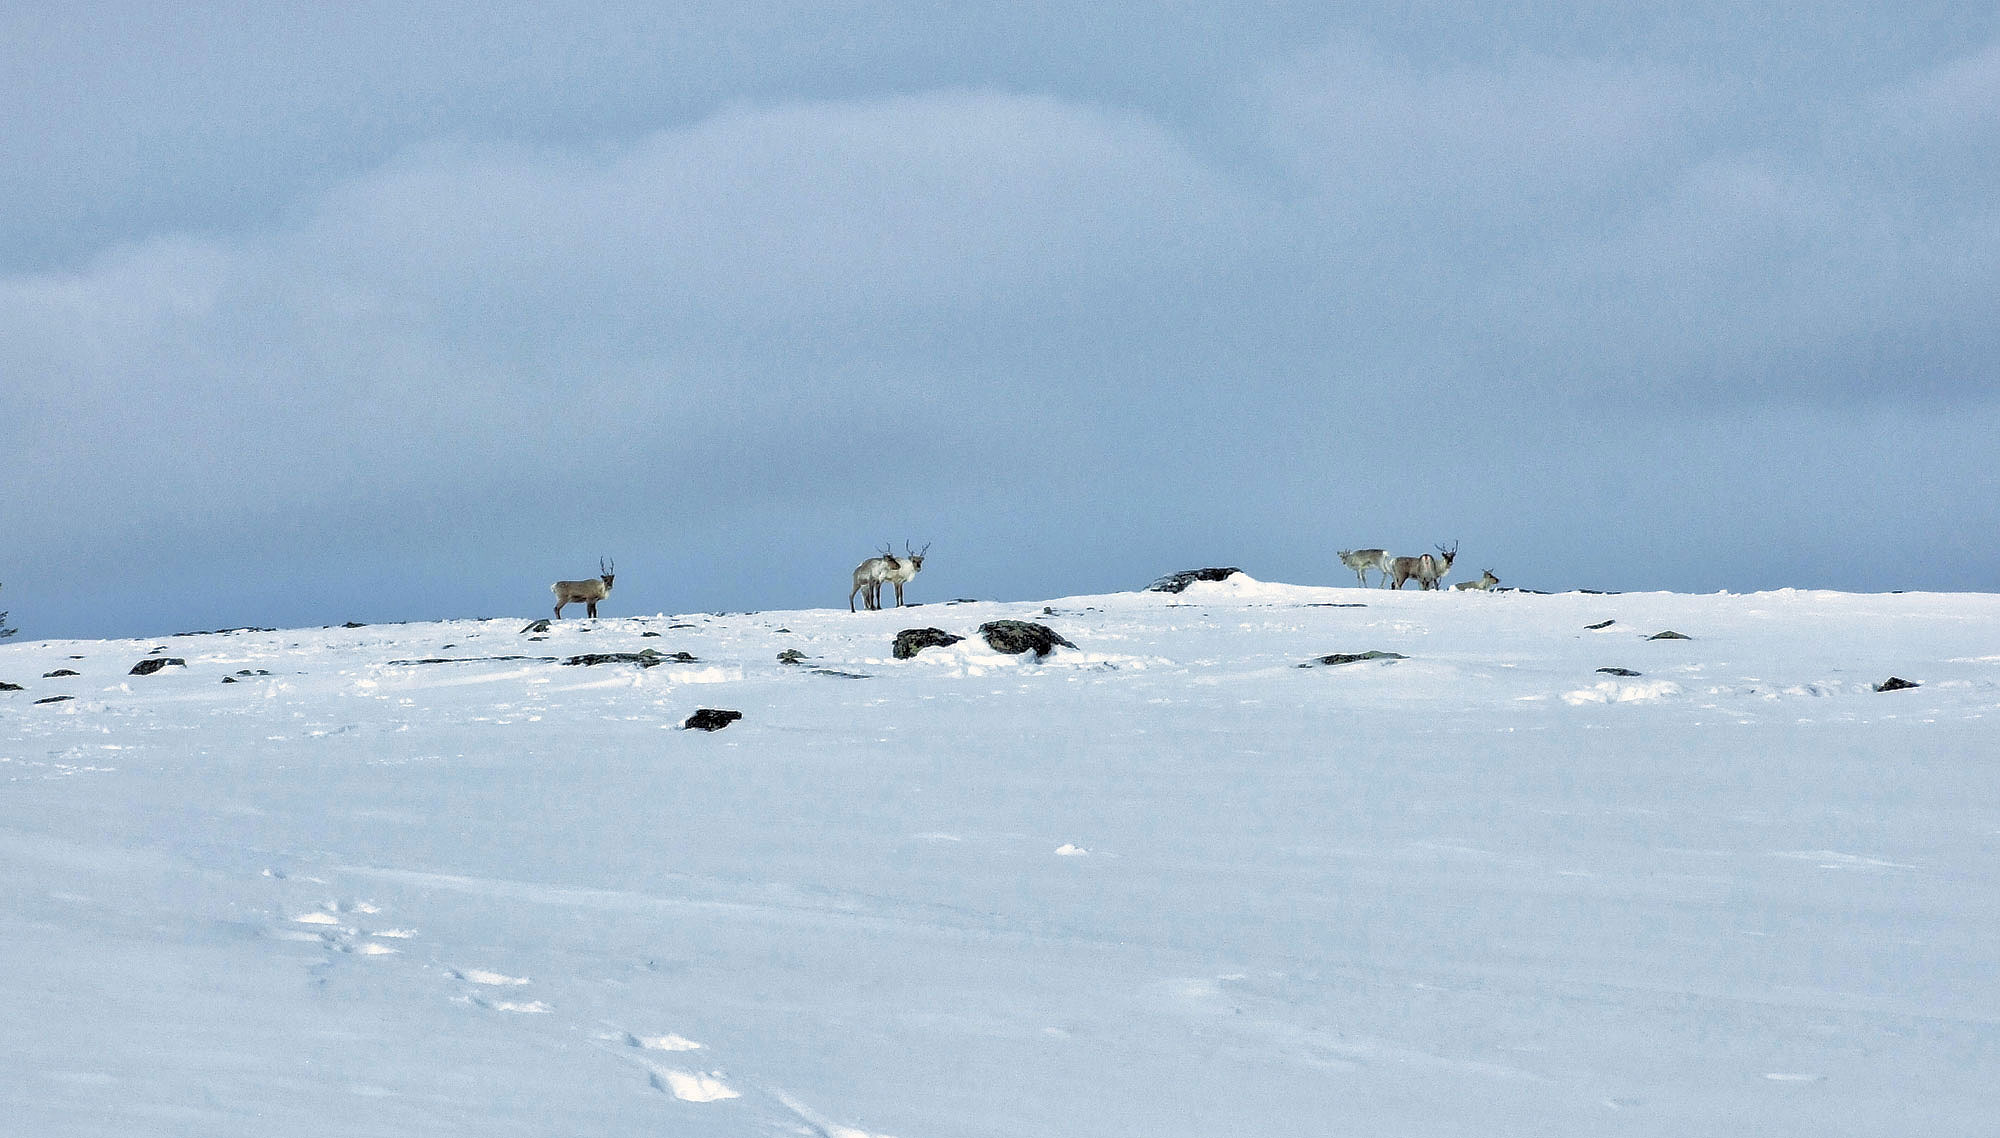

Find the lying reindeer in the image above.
[
  {"left": 1337, "top": 548, "right": 1393, "bottom": 588},
  {"left": 552, "top": 558, "right": 615, "bottom": 618},
  {"left": 1453, "top": 569, "right": 1500, "bottom": 591},
  {"left": 850, "top": 542, "right": 929, "bottom": 611},
  {"left": 1389, "top": 542, "right": 1457, "bottom": 590}
]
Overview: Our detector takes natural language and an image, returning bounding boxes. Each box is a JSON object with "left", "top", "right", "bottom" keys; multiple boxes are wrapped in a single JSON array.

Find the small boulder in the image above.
[
  {"left": 0, "top": 681, "right": 23, "bottom": 692},
  {"left": 1147, "top": 568, "right": 1242, "bottom": 594},
  {"left": 1647, "top": 631, "right": 1692, "bottom": 641},
  {"left": 44, "top": 669, "right": 79, "bottom": 678},
  {"left": 682, "top": 708, "right": 742, "bottom": 731},
  {"left": 978, "top": 620, "right": 1076, "bottom": 658},
  {"left": 1585, "top": 619, "right": 1616, "bottom": 630},
  {"left": 894, "top": 628, "right": 965, "bottom": 660},
  {"left": 1301, "top": 650, "right": 1407, "bottom": 667},
  {"left": 777, "top": 649, "right": 809, "bottom": 665},
  {"left": 1874, "top": 676, "right": 1920, "bottom": 693},
  {"left": 35, "top": 695, "right": 74, "bottom": 704},
  {"left": 129, "top": 657, "right": 186, "bottom": 676},
  {"left": 519, "top": 619, "right": 552, "bottom": 634},
  {"left": 1597, "top": 667, "right": 1642, "bottom": 677}
]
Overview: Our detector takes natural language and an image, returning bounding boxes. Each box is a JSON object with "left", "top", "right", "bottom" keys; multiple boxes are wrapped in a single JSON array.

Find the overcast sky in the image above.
[{"left": 6, "top": 3, "right": 1997, "bottom": 639}]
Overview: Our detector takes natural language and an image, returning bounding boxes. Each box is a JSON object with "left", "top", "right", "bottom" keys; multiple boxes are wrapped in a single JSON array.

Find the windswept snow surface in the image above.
[{"left": 3, "top": 577, "right": 1998, "bottom": 1136}]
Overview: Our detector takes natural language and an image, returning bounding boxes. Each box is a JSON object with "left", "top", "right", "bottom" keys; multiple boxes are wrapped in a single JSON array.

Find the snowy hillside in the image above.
[{"left": 3, "top": 576, "right": 1997, "bottom": 1137}]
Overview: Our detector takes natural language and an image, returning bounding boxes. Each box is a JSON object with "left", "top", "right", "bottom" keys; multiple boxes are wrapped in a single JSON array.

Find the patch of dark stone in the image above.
[
  {"left": 1300, "top": 650, "right": 1407, "bottom": 668},
  {"left": 811, "top": 669, "right": 872, "bottom": 679},
  {"left": 174, "top": 626, "right": 277, "bottom": 636},
  {"left": 682, "top": 708, "right": 742, "bottom": 731},
  {"left": 945, "top": 599, "right": 984, "bottom": 605},
  {"left": 343, "top": 621, "right": 367, "bottom": 628},
  {"left": 519, "top": 619, "right": 552, "bottom": 634},
  {"left": 36, "top": 695, "right": 74, "bottom": 704},
  {"left": 43, "top": 669, "right": 80, "bottom": 678},
  {"left": 777, "top": 649, "right": 808, "bottom": 665},
  {"left": 1147, "top": 568, "right": 1242, "bottom": 594},
  {"left": 389, "top": 655, "right": 558, "bottom": 666},
  {"left": 1647, "top": 631, "right": 1692, "bottom": 641},
  {"left": 0, "top": 681, "right": 23, "bottom": 692},
  {"left": 1578, "top": 589, "right": 1624, "bottom": 595},
  {"left": 894, "top": 628, "right": 964, "bottom": 660},
  {"left": 129, "top": 658, "right": 186, "bottom": 676},
  {"left": 640, "top": 631, "right": 662, "bottom": 637},
  {"left": 1874, "top": 676, "right": 1921, "bottom": 693},
  {"left": 978, "top": 620, "right": 1076, "bottom": 658},
  {"left": 668, "top": 623, "right": 698, "bottom": 630},
  {"left": 1597, "top": 667, "right": 1642, "bottom": 677},
  {"left": 1585, "top": 620, "right": 1616, "bottom": 630},
  {"left": 562, "top": 649, "right": 695, "bottom": 667}
]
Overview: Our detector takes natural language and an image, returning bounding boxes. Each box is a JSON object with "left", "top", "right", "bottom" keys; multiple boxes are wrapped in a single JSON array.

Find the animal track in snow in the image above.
[{"left": 451, "top": 967, "right": 530, "bottom": 986}]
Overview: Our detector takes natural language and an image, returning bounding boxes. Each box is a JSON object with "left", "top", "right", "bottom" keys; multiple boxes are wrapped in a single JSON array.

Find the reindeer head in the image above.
[
  {"left": 599, "top": 557, "right": 616, "bottom": 589},
  {"left": 1435, "top": 542, "right": 1459, "bottom": 571},
  {"left": 905, "top": 541, "right": 929, "bottom": 571}
]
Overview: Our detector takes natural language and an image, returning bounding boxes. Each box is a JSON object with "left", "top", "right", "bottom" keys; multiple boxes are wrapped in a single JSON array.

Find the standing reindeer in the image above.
[
  {"left": 849, "top": 542, "right": 928, "bottom": 611},
  {"left": 1337, "top": 548, "right": 1394, "bottom": 588},
  {"left": 552, "top": 558, "right": 615, "bottom": 618},
  {"left": 1453, "top": 569, "right": 1500, "bottom": 591},
  {"left": 881, "top": 541, "right": 928, "bottom": 608},
  {"left": 1389, "top": 542, "right": 1458, "bottom": 590}
]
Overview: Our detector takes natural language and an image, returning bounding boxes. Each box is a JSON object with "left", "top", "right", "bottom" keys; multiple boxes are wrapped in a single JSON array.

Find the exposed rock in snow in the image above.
[
  {"left": 1146, "top": 567, "right": 1242, "bottom": 593},
  {"left": 893, "top": 628, "right": 964, "bottom": 659},
  {"left": 681, "top": 707, "right": 743, "bottom": 731},
  {"left": 978, "top": 620, "right": 1075, "bottom": 658},
  {"left": 129, "top": 657, "right": 185, "bottom": 676}
]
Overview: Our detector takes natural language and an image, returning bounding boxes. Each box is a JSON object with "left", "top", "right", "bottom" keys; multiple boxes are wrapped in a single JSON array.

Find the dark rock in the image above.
[
  {"left": 1874, "top": 676, "right": 1921, "bottom": 693},
  {"left": 520, "top": 619, "right": 552, "bottom": 634},
  {"left": 777, "top": 649, "right": 809, "bottom": 665},
  {"left": 221, "top": 676, "right": 238, "bottom": 683},
  {"left": 129, "top": 658, "right": 186, "bottom": 676},
  {"left": 1585, "top": 619, "right": 1616, "bottom": 630},
  {"left": 978, "top": 621, "right": 1076, "bottom": 658},
  {"left": 0, "top": 681, "right": 22, "bottom": 691},
  {"left": 35, "top": 695, "right": 74, "bottom": 704},
  {"left": 810, "top": 669, "right": 871, "bottom": 679},
  {"left": 682, "top": 708, "right": 742, "bottom": 731},
  {"left": 894, "top": 628, "right": 965, "bottom": 659},
  {"left": 561, "top": 649, "right": 691, "bottom": 667},
  {"left": 1147, "top": 568, "right": 1242, "bottom": 594},
  {"left": 1647, "top": 631, "right": 1692, "bottom": 640},
  {"left": 343, "top": 621, "right": 367, "bottom": 628},
  {"left": 388, "top": 655, "right": 556, "bottom": 665},
  {"left": 1301, "top": 650, "right": 1407, "bottom": 667},
  {"left": 174, "top": 626, "right": 276, "bottom": 636},
  {"left": 1597, "top": 667, "right": 1642, "bottom": 677},
  {"left": 43, "top": 669, "right": 80, "bottom": 678},
  {"left": 640, "top": 631, "right": 662, "bottom": 638}
]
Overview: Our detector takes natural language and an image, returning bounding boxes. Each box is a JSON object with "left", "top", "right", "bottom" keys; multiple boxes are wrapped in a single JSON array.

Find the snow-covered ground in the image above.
[{"left": 4, "top": 575, "right": 1997, "bottom": 1136}]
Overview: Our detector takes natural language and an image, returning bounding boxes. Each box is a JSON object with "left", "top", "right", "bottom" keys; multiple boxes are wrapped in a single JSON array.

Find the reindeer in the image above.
[
  {"left": 552, "top": 558, "right": 615, "bottom": 618},
  {"left": 1337, "top": 548, "right": 1394, "bottom": 588},
  {"left": 880, "top": 541, "right": 928, "bottom": 608},
  {"left": 1389, "top": 542, "right": 1457, "bottom": 590},
  {"left": 850, "top": 545, "right": 900, "bottom": 612},
  {"left": 1453, "top": 568, "right": 1500, "bottom": 591},
  {"left": 849, "top": 543, "right": 928, "bottom": 611}
]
